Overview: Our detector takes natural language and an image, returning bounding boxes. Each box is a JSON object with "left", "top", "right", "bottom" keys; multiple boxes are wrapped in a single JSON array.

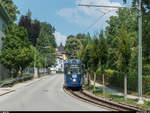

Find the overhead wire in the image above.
[{"left": 83, "top": 8, "right": 118, "bottom": 33}]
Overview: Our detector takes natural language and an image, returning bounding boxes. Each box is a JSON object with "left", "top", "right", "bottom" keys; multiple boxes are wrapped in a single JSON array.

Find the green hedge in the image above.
[
  {"left": 143, "top": 76, "right": 150, "bottom": 95},
  {"left": 96, "top": 69, "right": 150, "bottom": 95},
  {"left": 143, "top": 64, "right": 150, "bottom": 75}
]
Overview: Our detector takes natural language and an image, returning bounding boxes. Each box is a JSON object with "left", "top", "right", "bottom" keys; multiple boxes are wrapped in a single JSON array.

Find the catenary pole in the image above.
[{"left": 137, "top": 0, "right": 144, "bottom": 104}]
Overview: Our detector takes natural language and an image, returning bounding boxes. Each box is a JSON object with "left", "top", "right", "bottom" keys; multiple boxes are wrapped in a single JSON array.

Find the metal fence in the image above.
[{"left": 0, "top": 75, "right": 33, "bottom": 87}]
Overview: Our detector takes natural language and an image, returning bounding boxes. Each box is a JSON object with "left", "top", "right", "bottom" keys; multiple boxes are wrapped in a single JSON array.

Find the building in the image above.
[
  {"left": 0, "top": 3, "right": 10, "bottom": 80},
  {"left": 55, "top": 43, "right": 67, "bottom": 72}
]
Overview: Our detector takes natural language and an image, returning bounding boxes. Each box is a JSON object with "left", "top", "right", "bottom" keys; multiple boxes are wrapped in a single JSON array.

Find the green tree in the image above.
[
  {"left": 36, "top": 29, "right": 56, "bottom": 68},
  {"left": 97, "top": 31, "right": 108, "bottom": 96},
  {"left": 19, "top": 10, "right": 40, "bottom": 46},
  {"left": 40, "top": 22, "right": 56, "bottom": 48},
  {"left": 76, "top": 33, "right": 87, "bottom": 45},
  {"left": 116, "top": 25, "right": 132, "bottom": 100},
  {"left": 105, "top": 8, "right": 138, "bottom": 70},
  {"left": 123, "top": 0, "right": 150, "bottom": 75},
  {"left": 0, "top": 0, "right": 20, "bottom": 22},
  {"left": 67, "top": 35, "right": 75, "bottom": 40},
  {"left": 78, "top": 33, "right": 92, "bottom": 86},
  {"left": 88, "top": 37, "right": 99, "bottom": 92},
  {"left": 65, "top": 38, "right": 81, "bottom": 59},
  {"left": 0, "top": 24, "right": 34, "bottom": 77}
]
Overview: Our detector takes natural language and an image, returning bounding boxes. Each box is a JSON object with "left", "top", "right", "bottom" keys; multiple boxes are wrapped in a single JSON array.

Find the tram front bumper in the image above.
[{"left": 67, "top": 80, "right": 81, "bottom": 87}]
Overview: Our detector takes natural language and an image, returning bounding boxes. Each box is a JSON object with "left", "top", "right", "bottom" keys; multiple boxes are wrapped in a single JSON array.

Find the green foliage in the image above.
[
  {"left": 97, "top": 31, "right": 108, "bottom": 73},
  {"left": 65, "top": 37, "right": 81, "bottom": 59},
  {"left": 0, "top": 0, "right": 20, "bottom": 22},
  {"left": 67, "top": 3, "right": 150, "bottom": 95},
  {"left": 0, "top": 24, "right": 34, "bottom": 76},
  {"left": 36, "top": 22, "right": 56, "bottom": 67},
  {"left": 88, "top": 38, "right": 99, "bottom": 72},
  {"left": 96, "top": 68, "right": 101, "bottom": 76},
  {"left": 19, "top": 11, "right": 41, "bottom": 46},
  {"left": 78, "top": 34, "right": 92, "bottom": 71},
  {"left": 105, "top": 8, "right": 138, "bottom": 70},
  {"left": 143, "top": 76, "right": 150, "bottom": 95},
  {"left": 115, "top": 25, "right": 132, "bottom": 73},
  {"left": 40, "top": 22, "right": 56, "bottom": 48}
]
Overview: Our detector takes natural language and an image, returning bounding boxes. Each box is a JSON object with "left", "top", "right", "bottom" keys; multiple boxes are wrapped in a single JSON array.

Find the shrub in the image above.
[
  {"left": 143, "top": 76, "right": 150, "bottom": 95},
  {"left": 104, "top": 69, "right": 115, "bottom": 85},
  {"left": 89, "top": 68, "right": 150, "bottom": 95},
  {"left": 143, "top": 64, "right": 150, "bottom": 75},
  {"left": 127, "top": 72, "right": 138, "bottom": 92}
]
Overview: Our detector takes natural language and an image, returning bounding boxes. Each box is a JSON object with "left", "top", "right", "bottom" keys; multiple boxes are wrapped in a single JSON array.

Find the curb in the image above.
[
  {"left": 0, "top": 75, "right": 51, "bottom": 97},
  {"left": 0, "top": 90, "right": 15, "bottom": 96},
  {"left": 25, "top": 76, "right": 46, "bottom": 86}
]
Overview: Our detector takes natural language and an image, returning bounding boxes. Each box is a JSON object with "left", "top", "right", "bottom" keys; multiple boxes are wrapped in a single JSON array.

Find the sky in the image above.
[{"left": 13, "top": 0, "right": 131, "bottom": 46}]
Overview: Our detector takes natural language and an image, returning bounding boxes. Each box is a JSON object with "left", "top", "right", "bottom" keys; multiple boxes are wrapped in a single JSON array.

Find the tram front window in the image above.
[{"left": 70, "top": 67, "right": 81, "bottom": 74}]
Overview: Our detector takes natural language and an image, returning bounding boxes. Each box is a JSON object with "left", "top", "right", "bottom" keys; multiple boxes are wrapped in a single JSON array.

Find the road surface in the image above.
[{"left": 0, "top": 74, "right": 110, "bottom": 111}]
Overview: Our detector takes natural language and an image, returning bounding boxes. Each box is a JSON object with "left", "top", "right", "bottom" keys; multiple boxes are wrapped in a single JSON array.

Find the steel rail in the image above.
[{"left": 63, "top": 87, "right": 142, "bottom": 111}]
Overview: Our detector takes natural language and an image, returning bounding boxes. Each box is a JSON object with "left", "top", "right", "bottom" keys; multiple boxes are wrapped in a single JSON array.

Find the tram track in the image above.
[{"left": 63, "top": 87, "right": 142, "bottom": 111}]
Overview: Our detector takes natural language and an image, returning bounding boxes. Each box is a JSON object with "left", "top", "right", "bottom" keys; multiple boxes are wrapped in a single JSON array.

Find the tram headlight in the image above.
[
  {"left": 73, "top": 78, "right": 76, "bottom": 82},
  {"left": 67, "top": 71, "right": 70, "bottom": 75}
]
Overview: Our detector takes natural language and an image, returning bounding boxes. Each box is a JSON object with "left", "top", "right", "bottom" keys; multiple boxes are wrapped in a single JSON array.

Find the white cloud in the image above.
[
  {"left": 57, "top": 0, "right": 122, "bottom": 32},
  {"left": 53, "top": 31, "right": 67, "bottom": 46}
]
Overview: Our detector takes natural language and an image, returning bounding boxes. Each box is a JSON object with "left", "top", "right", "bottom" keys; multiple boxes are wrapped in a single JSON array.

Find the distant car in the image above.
[
  {"left": 64, "top": 59, "right": 85, "bottom": 89},
  {"left": 49, "top": 67, "right": 56, "bottom": 74}
]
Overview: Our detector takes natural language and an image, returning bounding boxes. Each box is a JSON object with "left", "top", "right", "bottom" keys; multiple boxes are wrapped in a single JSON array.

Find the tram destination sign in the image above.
[{"left": 70, "top": 64, "right": 79, "bottom": 68}]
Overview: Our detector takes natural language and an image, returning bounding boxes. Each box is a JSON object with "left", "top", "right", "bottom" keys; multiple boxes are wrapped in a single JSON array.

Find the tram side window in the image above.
[
  {"left": 65, "top": 67, "right": 71, "bottom": 75},
  {"left": 64, "top": 67, "right": 67, "bottom": 74}
]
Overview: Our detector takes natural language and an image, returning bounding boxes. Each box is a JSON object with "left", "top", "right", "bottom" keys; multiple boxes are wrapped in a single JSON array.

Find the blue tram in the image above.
[{"left": 64, "top": 59, "right": 85, "bottom": 88}]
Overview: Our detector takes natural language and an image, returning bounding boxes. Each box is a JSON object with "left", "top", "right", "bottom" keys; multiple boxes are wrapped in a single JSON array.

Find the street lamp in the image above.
[
  {"left": 34, "top": 46, "right": 51, "bottom": 78},
  {"left": 39, "top": 46, "right": 57, "bottom": 75},
  {"left": 40, "top": 46, "right": 51, "bottom": 75},
  {"left": 34, "top": 49, "right": 38, "bottom": 78}
]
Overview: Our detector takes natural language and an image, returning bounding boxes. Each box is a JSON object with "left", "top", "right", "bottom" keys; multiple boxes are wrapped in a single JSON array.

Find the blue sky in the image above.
[{"left": 13, "top": 0, "right": 131, "bottom": 46}]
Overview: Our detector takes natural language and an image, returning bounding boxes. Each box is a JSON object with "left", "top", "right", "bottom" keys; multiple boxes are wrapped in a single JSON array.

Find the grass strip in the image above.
[{"left": 84, "top": 84, "right": 150, "bottom": 110}]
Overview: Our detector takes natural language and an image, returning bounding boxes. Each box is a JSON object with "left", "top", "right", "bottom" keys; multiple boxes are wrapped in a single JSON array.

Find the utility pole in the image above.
[
  {"left": 45, "top": 56, "right": 47, "bottom": 75},
  {"left": 137, "top": 0, "right": 144, "bottom": 104},
  {"left": 34, "top": 49, "right": 38, "bottom": 78}
]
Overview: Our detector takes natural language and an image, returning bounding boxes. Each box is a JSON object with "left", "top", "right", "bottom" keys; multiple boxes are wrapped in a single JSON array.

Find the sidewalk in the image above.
[
  {"left": 0, "top": 75, "right": 49, "bottom": 96},
  {"left": 90, "top": 81, "right": 150, "bottom": 102},
  {"left": 0, "top": 88, "right": 15, "bottom": 96}
]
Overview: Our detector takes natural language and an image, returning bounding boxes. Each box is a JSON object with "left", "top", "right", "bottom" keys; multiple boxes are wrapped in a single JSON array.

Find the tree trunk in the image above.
[
  {"left": 85, "top": 71, "right": 88, "bottom": 84},
  {"left": 88, "top": 72, "right": 90, "bottom": 87},
  {"left": 89, "top": 71, "right": 91, "bottom": 86},
  {"left": 103, "top": 73, "right": 105, "bottom": 98},
  {"left": 124, "top": 74, "right": 127, "bottom": 100},
  {"left": 19, "top": 67, "right": 23, "bottom": 77},
  {"left": 93, "top": 72, "right": 96, "bottom": 93}
]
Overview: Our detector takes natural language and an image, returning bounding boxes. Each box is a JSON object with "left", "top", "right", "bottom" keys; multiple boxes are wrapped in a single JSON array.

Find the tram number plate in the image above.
[{"left": 72, "top": 74, "right": 77, "bottom": 78}]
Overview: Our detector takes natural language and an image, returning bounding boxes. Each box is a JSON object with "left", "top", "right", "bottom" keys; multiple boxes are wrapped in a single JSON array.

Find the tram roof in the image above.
[{"left": 64, "top": 59, "right": 83, "bottom": 64}]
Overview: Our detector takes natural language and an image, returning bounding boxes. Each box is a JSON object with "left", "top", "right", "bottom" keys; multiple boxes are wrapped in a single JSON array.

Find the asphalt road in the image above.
[{"left": 0, "top": 74, "right": 110, "bottom": 111}]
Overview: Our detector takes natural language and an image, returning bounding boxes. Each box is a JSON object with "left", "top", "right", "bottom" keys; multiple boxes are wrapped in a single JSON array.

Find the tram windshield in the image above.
[
  {"left": 65, "top": 65, "right": 82, "bottom": 75},
  {"left": 70, "top": 67, "right": 81, "bottom": 74},
  {"left": 64, "top": 63, "right": 85, "bottom": 75}
]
